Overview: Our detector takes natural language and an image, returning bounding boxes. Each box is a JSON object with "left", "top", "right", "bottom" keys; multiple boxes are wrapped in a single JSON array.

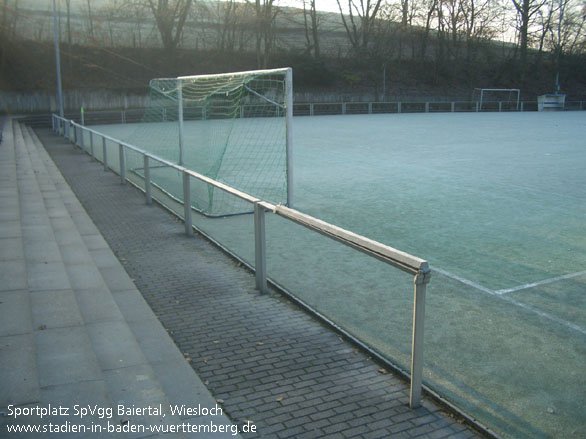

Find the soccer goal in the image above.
[
  {"left": 124, "top": 68, "right": 293, "bottom": 217},
  {"left": 472, "top": 88, "right": 520, "bottom": 111}
]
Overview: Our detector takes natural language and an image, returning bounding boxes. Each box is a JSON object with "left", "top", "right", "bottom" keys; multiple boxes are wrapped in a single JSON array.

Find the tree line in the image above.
[{"left": 1, "top": 0, "right": 585, "bottom": 93}]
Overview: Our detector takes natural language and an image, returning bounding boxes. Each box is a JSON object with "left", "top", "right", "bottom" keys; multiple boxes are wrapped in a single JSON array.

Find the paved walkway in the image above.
[
  {"left": 0, "top": 118, "right": 239, "bottom": 438},
  {"left": 1, "top": 117, "right": 488, "bottom": 439}
]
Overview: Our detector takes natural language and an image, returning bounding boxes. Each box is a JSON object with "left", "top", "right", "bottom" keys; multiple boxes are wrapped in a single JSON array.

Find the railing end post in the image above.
[{"left": 410, "top": 267, "right": 430, "bottom": 409}]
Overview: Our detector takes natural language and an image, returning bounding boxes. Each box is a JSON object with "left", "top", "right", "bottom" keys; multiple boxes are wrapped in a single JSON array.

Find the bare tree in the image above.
[
  {"left": 511, "top": 0, "right": 548, "bottom": 79},
  {"left": 302, "top": 0, "right": 320, "bottom": 58},
  {"left": 211, "top": 0, "right": 244, "bottom": 52},
  {"left": 335, "top": 0, "right": 385, "bottom": 53},
  {"left": 145, "top": 0, "right": 193, "bottom": 51},
  {"left": 86, "top": 0, "right": 94, "bottom": 41},
  {"left": 418, "top": 0, "right": 439, "bottom": 59},
  {"left": 251, "top": 0, "right": 278, "bottom": 68},
  {"left": 0, "top": 0, "right": 11, "bottom": 74}
]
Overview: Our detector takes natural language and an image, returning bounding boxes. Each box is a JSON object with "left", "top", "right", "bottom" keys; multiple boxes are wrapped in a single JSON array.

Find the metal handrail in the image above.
[{"left": 51, "top": 113, "right": 430, "bottom": 409}]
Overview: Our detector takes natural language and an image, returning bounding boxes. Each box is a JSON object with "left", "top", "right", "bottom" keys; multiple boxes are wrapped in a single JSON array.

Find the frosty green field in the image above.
[{"left": 85, "top": 111, "right": 586, "bottom": 439}]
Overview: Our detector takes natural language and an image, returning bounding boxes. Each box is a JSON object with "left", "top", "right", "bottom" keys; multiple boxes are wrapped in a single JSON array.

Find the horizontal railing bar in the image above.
[
  {"left": 258, "top": 202, "right": 428, "bottom": 276},
  {"left": 64, "top": 116, "right": 428, "bottom": 275}
]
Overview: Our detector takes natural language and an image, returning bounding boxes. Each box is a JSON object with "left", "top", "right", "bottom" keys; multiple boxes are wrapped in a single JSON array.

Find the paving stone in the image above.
[
  {"left": 27, "top": 261, "right": 71, "bottom": 291},
  {"left": 35, "top": 326, "right": 102, "bottom": 388},
  {"left": 0, "top": 290, "right": 31, "bottom": 336},
  {"left": 0, "top": 333, "right": 39, "bottom": 406},
  {"left": 0, "top": 220, "right": 21, "bottom": 238},
  {"left": 29, "top": 288, "right": 84, "bottom": 329},
  {"left": 59, "top": 242, "right": 95, "bottom": 266},
  {"left": 66, "top": 261, "right": 107, "bottom": 290},
  {"left": 0, "top": 259, "right": 27, "bottom": 291},
  {"left": 75, "top": 286, "right": 125, "bottom": 324},
  {"left": 86, "top": 320, "right": 147, "bottom": 371}
]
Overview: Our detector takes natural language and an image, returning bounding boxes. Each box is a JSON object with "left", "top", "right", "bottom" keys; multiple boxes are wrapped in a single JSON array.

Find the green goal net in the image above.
[{"left": 124, "top": 68, "right": 293, "bottom": 217}]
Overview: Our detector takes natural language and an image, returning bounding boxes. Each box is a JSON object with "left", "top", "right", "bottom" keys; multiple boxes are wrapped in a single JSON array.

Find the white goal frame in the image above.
[
  {"left": 474, "top": 88, "right": 520, "bottom": 111},
  {"left": 175, "top": 68, "right": 294, "bottom": 208}
]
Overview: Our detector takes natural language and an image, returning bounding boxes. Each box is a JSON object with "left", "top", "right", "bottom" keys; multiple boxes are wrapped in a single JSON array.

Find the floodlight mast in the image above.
[{"left": 52, "top": 0, "right": 64, "bottom": 118}]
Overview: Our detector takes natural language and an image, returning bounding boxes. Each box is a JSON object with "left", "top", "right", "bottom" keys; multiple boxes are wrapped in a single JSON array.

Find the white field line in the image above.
[
  {"left": 494, "top": 270, "right": 586, "bottom": 295},
  {"left": 500, "top": 295, "right": 586, "bottom": 337},
  {"left": 431, "top": 266, "right": 497, "bottom": 295},
  {"left": 431, "top": 266, "right": 586, "bottom": 337}
]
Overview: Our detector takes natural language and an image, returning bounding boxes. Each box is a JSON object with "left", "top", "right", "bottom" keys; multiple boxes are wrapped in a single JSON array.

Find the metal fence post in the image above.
[
  {"left": 285, "top": 68, "right": 294, "bottom": 209},
  {"left": 102, "top": 137, "right": 108, "bottom": 171},
  {"left": 144, "top": 155, "right": 152, "bottom": 205},
  {"left": 254, "top": 203, "right": 267, "bottom": 294},
  {"left": 425, "top": 102, "right": 430, "bottom": 113},
  {"left": 178, "top": 79, "right": 184, "bottom": 166},
  {"left": 409, "top": 269, "right": 430, "bottom": 408},
  {"left": 397, "top": 102, "right": 402, "bottom": 113},
  {"left": 80, "top": 127, "right": 85, "bottom": 151},
  {"left": 119, "top": 143, "right": 126, "bottom": 184},
  {"left": 183, "top": 171, "right": 192, "bottom": 235},
  {"left": 89, "top": 131, "right": 94, "bottom": 158}
]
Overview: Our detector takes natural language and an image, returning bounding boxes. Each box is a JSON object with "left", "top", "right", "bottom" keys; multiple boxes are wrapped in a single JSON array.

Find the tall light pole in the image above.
[{"left": 53, "top": 0, "right": 64, "bottom": 117}]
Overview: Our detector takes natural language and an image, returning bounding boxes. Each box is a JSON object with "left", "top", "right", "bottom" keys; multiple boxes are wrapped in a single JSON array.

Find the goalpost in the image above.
[
  {"left": 124, "top": 68, "right": 293, "bottom": 217},
  {"left": 473, "top": 88, "right": 520, "bottom": 111}
]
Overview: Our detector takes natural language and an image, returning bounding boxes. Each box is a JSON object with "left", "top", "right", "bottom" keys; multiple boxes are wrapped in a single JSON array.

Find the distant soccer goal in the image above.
[
  {"left": 472, "top": 88, "right": 520, "bottom": 111},
  {"left": 124, "top": 68, "right": 293, "bottom": 217}
]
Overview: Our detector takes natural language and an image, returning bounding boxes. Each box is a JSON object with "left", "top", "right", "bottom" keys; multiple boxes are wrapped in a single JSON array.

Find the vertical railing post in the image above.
[
  {"left": 499, "top": 101, "right": 503, "bottom": 112},
  {"left": 451, "top": 102, "right": 455, "bottom": 112},
  {"left": 144, "top": 155, "right": 152, "bottom": 205},
  {"left": 183, "top": 171, "right": 192, "bottom": 235},
  {"left": 178, "top": 79, "right": 184, "bottom": 166},
  {"left": 80, "top": 126, "right": 85, "bottom": 151},
  {"left": 425, "top": 102, "right": 430, "bottom": 113},
  {"left": 342, "top": 103, "right": 346, "bottom": 115},
  {"left": 254, "top": 203, "right": 267, "bottom": 294},
  {"left": 89, "top": 131, "right": 94, "bottom": 158},
  {"left": 119, "top": 143, "right": 126, "bottom": 184},
  {"left": 102, "top": 137, "right": 108, "bottom": 171},
  {"left": 368, "top": 102, "right": 372, "bottom": 114},
  {"left": 397, "top": 102, "right": 402, "bottom": 113},
  {"left": 285, "top": 68, "right": 294, "bottom": 209},
  {"left": 409, "top": 269, "right": 430, "bottom": 409}
]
